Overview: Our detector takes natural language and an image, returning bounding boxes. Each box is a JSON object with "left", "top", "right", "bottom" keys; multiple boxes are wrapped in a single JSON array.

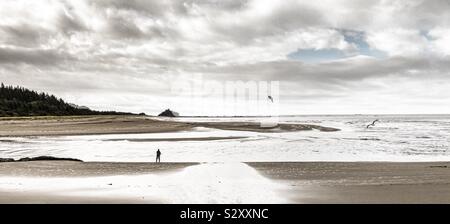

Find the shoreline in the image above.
[{"left": 0, "top": 115, "right": 339, "bottom": 137}]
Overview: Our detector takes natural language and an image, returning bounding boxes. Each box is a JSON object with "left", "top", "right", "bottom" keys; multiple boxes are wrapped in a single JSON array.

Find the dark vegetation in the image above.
[
  {"left": 0, "top": 83, "right": 133, "bottom": 117},
  {"left": 0, "top": 156, "right": 83, "bottom": 163}
]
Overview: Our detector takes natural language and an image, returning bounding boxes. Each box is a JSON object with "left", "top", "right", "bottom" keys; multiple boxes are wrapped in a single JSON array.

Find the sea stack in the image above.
[{"left": 158, "top": 109, "right": 179, "bottom": 117}]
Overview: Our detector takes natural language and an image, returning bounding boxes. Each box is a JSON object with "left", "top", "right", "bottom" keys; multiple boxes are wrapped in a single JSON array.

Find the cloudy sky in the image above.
[{"left": 1, "top": 0, "right": 450, "bottom": 115}]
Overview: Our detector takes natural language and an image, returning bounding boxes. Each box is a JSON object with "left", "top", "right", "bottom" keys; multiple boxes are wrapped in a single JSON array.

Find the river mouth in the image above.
[
  {"left": 0, "top": 162, "right": 288, "bottom": 204},
  {"left": 1, "top": 115, "right": 450, "bottom": 163}
]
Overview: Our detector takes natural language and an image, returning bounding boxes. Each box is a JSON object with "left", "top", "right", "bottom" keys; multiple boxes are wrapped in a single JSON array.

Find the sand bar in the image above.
[{"left": 0, "top": 115, "right": 339, "bottom": 137}]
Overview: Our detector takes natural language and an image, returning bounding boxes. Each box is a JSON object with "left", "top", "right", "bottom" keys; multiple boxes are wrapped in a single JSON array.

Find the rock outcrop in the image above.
[{"left": 158, "top": 109, "right": 179, "bottom": 117}]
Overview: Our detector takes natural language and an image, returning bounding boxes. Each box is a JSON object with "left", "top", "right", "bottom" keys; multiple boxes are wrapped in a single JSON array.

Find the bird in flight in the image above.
[
  {"left": 366, "top": 119, "right": 379, "bottom": 128},
  {"left": 268, "top": 95, "right": 273, "bottom": 103}
]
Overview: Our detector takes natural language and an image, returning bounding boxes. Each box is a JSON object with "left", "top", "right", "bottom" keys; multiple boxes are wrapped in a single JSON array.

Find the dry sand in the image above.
[
  {"left": 247, "top": 162, "right": 450, "bottom": 203},
  {"left": 0, "top": 116, "right": 192, "bottom": 137},
  {"left": 0, "top": 115, "right": 339, "bottom": 137}
]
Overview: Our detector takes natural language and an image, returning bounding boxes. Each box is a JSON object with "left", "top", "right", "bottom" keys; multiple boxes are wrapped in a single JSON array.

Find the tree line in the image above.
[{"left": 0, "top": 83, "right": 133, "bottom": 117}]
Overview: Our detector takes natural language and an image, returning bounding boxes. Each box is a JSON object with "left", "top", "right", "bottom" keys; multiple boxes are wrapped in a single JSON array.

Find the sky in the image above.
[{"left": 1, "top": 0, "right": 450, "bottom": 116}]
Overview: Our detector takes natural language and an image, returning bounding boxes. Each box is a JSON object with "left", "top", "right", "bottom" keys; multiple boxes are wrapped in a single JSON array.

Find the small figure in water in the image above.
[{"left": 156, "top": 149, "right": 161, "bottom": 163}]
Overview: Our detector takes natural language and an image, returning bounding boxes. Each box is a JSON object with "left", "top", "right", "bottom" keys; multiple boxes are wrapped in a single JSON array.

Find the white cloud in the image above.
[
  {"left": 429, "top": 28, "right": 450, "bottom": 56},
  {"left": 1, "top": 0, "right": 450, "bottom": 115},
  {"left": 366, "top": 29, "right": 429, "bottom": 57}
]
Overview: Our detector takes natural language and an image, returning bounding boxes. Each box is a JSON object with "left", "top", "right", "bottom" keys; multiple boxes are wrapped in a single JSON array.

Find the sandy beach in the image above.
[
  {"left": 0, "top": 115, "right": 339, "bottom": 137},
  {"left": 0, "top": 160, "right": 449, "bottom": 203},
  {"left": 0, "top": 116, "right": 192, "bottom": 137},
  {"left": 1, "top": 115, "right": 449, "bottom": 203},
  {"left": 0, "top": 160, "right": 196, "bottom": 177},
  {"left": 0, "top": 161, "right": 286, "bottom": 204},
  {"left": 248, "top": 162, "right": 450, "bottom": 203},
  {"left": 0, "top": 161, "right": 196, "bottom": 203}
]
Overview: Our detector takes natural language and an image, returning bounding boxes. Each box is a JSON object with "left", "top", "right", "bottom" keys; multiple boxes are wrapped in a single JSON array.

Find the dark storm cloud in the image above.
[
  {"left": 0, "top": 47, "right": 72, "bottom": 66},
  {"left": 191, "top": 0, "right": 249, "bottom": 10},
  {"left": 106, "top": 15, "right": 146, "bottom": 39},
  {"left": 196, "top": 56, "right": 450, "bottom": 84},
  {"left": 94, "top": 0, "right": 248, "bottom": 16},
  {"left": 93, "top": 0, "right": 169, "bottom": 16},
  {"left": 211, "top": 3, "right": 327, "bottom": 44},
  {"left": 386, "top": 0, "right": 450, "bottom": 30},
  {"left": 57, "top": 11, "right": 89, "bottom": 35},
  {"left": 0, "top": 24, "right": 47, "bottom": 47}
]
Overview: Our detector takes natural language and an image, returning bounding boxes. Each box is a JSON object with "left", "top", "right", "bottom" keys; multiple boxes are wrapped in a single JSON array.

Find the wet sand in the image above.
[
  {"left": 104, "top": 136, "right": 247, "bottom": 142},
  {"left": 0, "top": 115, "right": 339, "bottom": 137},
  {"left": 0, "top": 116, "right": 192, "bottom": 137},
  {"left": 0, "top": 191, "right": 156, "bottom": 204},
  {"left": 0, "top": 162, "right": 285, "bottom": 204},
  {"left": 247, "top": 162, "right": 450, "bottom": 203},
  {"left": 189, "top": 121, "right": 340, "bottom": 132},
  {"left": 0, "top": 161, "right": 197, "bottom": 204},
  {"left": 1, "top": 161, "right": 450, "bottom": 203},
  {"left": 0, "top": 160, "right": 197, "bottom": 177}
]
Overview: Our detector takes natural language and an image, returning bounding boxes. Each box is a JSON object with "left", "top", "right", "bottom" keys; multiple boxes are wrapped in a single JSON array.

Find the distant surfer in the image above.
[
  {"left": 156, "top": 149, "right": 161, "bottom": 163},
  {"left": 366, "top": 119, "right": 379, "bottom": 128}
]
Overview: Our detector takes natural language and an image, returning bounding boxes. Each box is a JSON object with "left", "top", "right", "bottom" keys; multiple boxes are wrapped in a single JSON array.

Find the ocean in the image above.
[{"left": 1, "top": 114, "right": 449, "bottom": 162}]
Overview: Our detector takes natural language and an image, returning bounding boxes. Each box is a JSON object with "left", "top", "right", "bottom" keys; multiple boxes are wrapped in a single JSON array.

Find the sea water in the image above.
[{"left": 1, "top": 115, "right": 449, "bottom": 162}]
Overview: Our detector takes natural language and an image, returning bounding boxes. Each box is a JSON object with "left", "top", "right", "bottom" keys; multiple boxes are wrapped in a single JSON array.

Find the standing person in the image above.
[{"left": 156, "top": 149, "right": 161, "bottom": 163}]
